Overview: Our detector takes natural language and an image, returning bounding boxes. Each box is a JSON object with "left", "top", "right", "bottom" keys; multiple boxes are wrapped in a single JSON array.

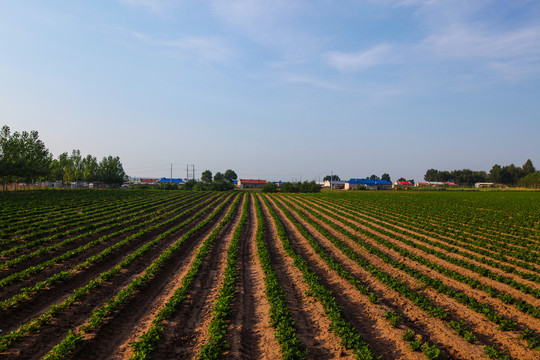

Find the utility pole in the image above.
[
  {"left": 331, "top": 171, "right": 333, "bottom": 190},
  {"left": 186, "top": 165, "right": 189, "bottom": 181},
  {"left": 191, "top": 165, "right": 195, "bottom": 181},
  {"left": 170, "top": 164, "right": 173, "bottom": 183}
]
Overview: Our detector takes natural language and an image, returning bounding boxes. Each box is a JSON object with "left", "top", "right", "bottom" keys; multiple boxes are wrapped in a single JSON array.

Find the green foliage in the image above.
[
  {"left": 213, "top": 172, "right": 224, "bottom": 182},
  {"left": 97, "top": 156, "right": 127, "bottom": 187},
  {"left": 402, "top": 329, "right": 416, "bottom": 342},
  {"left": 201, "top": 170, "right": 213, "bottom": 183},
  {"left": 223, "top": 169, "right": 237, "bottom": 183},
  {"left": 281, "top": 181, "right": 320, "bottom": 193},
  {"left": 518, "top": 172, "right": 540, "bottom": 189},
  {"left": 383, "top": 310, "right": 402, "bottom": 327},
  {"left": 0, "top": 125, "right": 52, "bottom": 187},
  {"left": 323, "top": 174, "right": 340, "bottom": 182},
  {"left": 262, "top": 182, "right": 278, "bottom": 193}
]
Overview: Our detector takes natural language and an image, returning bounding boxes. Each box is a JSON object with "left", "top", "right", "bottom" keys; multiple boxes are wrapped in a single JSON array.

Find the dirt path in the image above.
[
  {"left": 258, "top": 195, "right": 355, "bottom": 359},
  {"left": 226, "top": 195, "right": 280, "bottom": 360}
]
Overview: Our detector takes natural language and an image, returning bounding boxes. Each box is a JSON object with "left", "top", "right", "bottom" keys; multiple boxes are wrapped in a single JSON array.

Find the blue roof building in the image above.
[
  {"left": 157, "top": 178, "right": 185, "bottom": 184},
  {"left": 345, "top": 178, "right": 392, "bottom": 190}
]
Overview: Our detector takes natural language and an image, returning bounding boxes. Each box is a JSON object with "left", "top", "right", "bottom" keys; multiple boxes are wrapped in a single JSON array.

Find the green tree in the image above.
[
  {"left": 518, "top": 172, "right": 540, "bottom": 189},
  {"left": 213, "top": 172, "right": 224, "bottom": 182},
  {"left": 82, "top": 154, "right": 99, "bottom": 182},
  {"left": 381, "top": 173, "right": 391, "bottom": 182},
  {"left": 69, "top": 149, "right": 83, "bottom": 182},
  {"left": 262, "top": 182, "right": 278, "bottom": 193},
  {"left": 323, "top": 175, "right": 340, "bottom": 182},
  {"left": 522, "top": 159, "right": 536, "bottom": 176},
  {"left": 301, "top": 180, "right": 321, "bottom": 193},
  {"left": 201, "top": 170, "right": 213, "bottom": 183},
  {"left": 489, "top": 164, "right": 502, "bottom": 183},
  {"left": 97, "top": 156, "right": 127, "bottom": 187},
  {"left": 281, "top": 182, "right": 298, "bottom": 193},
  {"left": 223, "top": 169, "right": 237, "bottom": 183},
  {"left": 424, "top": 169, "right": 439, "bottom": 181},
  {"left": 369, "top": 174, "right": 380, "bottom": 180},
  {"left": 0, "top": 126, "right": 51, "bottom": 188}
]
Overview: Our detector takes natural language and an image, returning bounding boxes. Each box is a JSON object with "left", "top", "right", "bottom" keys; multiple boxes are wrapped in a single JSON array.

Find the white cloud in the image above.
[
  {"left": 325, "top": 45, "right": 391, "bottom": 72},
  {"left": 424, "top": 24, "right": 540, "bottom": 79}
]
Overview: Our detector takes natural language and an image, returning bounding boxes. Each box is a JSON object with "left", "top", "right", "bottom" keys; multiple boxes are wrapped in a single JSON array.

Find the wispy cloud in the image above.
[
  {"left": 325, "top": 45, "right": 391, "bottom": 73},
  {"left": 158, "top": 36, "right": 235, "bottom": 64},
  {"left": 283, "top": 75, "right": 343, "bottom": 91},
  {"left": 103, "top": 25, "right": 235, "bottom": 65}
]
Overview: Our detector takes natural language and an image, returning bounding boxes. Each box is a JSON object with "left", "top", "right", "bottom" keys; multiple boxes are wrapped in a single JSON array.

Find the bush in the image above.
[{"left": 262, "top": 182, "right": 278, "bottom": 193}]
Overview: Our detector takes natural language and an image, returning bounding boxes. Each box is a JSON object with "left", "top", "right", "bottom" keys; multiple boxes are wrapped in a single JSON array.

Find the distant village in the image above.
[{"left": 128, "top": 177, "right": 462, "bottom": 190}]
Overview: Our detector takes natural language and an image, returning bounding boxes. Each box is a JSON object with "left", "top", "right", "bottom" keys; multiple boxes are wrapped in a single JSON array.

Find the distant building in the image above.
[
  {"left": 323, "top": 180, "right": 345, "bottom": 189},
  {"left": 237, "top": 179, "right": 267, "bottom": 188},
  {"left": 139, "top": 178, "right": 159, "bottom": 185},
  {"left": 345, "top": 179, "right": 392, "bottom": 190},
  {"left": 157, "top": 178, "right": 185, "bottom": 184},
  {"left": 415, "top": 181, "right": 458, "bottom": 187}
]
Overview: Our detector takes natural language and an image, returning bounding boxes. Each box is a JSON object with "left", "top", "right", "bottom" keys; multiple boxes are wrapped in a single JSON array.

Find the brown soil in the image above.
[
  {"left": 314, "top": 196, "right": 540, "bottom": 285},
  {"left": 0, "top": 194, "right": 234, "bottom": 360},
  {"left": 72, "top": 194, "right": 244, "bottom": 360},
  {"left": 305, "top": 197, "right": 540, "bottom": 316},
  {"left": 258, "top": 195, "right": 355, "bottom": 359},
  {"left": 291, "top": 195, "right": 538, "bottom": 360},
  {"left": 0, "top": 194, "right": 221, "bottom": 333},
  {"left": 226, "top": 194, "right": 281, "bottom": 360},
  {"left": 145, "top": 197, "right": 243, "bottom": 359}
]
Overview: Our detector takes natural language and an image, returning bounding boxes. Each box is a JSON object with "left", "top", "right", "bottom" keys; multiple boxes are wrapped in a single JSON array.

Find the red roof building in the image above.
[{"left": 237, "top": 179, "right": 267, "bottom": 188}]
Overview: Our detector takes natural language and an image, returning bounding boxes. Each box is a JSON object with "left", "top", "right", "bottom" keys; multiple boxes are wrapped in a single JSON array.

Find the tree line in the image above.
[
  {"left": 0, "top": 126, "right": 127, "bottom": 190},
  {"left": 424, "top": 159, "right": 538, "bottom": 187}
]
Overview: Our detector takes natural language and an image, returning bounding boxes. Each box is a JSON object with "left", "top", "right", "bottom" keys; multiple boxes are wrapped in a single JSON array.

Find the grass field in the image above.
[{"left": 0, "top": 189, "right": 539, "bottom": 359}]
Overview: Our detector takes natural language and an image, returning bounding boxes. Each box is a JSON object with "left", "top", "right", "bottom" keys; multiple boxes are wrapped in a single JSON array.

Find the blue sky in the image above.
[{"left": 1, "top": 0, "right": 539, "bottom": 182}]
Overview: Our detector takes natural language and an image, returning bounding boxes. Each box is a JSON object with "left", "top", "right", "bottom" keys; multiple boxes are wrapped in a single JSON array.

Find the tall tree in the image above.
[
  {"left": 323, "top": 174, "right": 340, "bottom": 182},
  {"left": 369, "top": 174, "right": 380, "bottom": 180},
  {"left": 201, "top": 170, "right": 213, "bottom": 183},
  {"left": 213, "top": 172, "right": 224, "bottom": 182},
  {"left": 0, "top": 126, "right": 51, "bottom": 187},
  {"left": 97, "top": 156, "right": 127, "bottom": 187},
  {"left": 223, "top": 169, "right": 237, "bottom": 183},
  {"left": 82, "top": 154, "right": 99, "bottom": 182},
  {"left": 523, "top": 159, "right": 536, "bottom": 175},
  {"left": 69, "top": 149, "right": 83, "bottom": 182},
  {"left": 488, "top": 164, "right": 502, "bottom": 183},
  {"left": 381, "top": 173, "right": 391, "bottom": 182}
]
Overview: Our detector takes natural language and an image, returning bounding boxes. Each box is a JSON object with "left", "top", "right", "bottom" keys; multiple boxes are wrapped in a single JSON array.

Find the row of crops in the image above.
[{"left": 0, "top": 189, "right": 539, "bottom": 359}]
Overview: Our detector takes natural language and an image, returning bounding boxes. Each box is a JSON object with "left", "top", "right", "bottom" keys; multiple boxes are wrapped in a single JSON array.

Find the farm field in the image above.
[{"left": 0, "top": 190, "right": 539, "bottom": 360}]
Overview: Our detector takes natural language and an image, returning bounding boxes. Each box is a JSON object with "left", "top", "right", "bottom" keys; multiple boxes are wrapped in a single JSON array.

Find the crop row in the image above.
[
  {"left": 290, "top": 195, "right": 539, "bottom": 353},
  {"left": 0, "top": 193, "right": 215, "bottom": 310},
  {"left": 44, "top": 193, "right": 239, "bottom": 359},
  {"left": 0, "top": 194, "right": 230, "bottom": 352},
  {"left": 261, "top": 195, "right": 376, "bottom": 360}
]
